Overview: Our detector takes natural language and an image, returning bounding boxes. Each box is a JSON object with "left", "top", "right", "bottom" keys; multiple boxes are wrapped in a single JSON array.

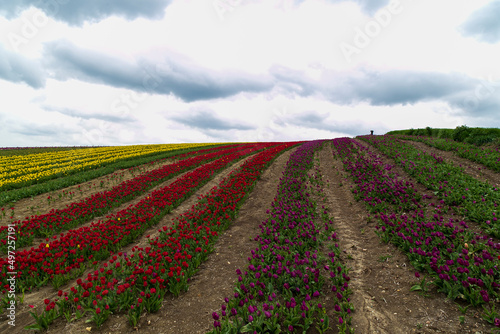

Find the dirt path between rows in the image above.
[
  {"left": 11, "top": 164, "right": 194, "bottom": 255},
  {"left": 345, "top": 139, "right": 496, "bottom": 333},
  {"left": 356, "top": 139, "right": 500, "bottom": 243},
  {"left": 402, "top": 140, "right": 500, "bottom": 188},
  {"left": 1, "top": 151, "right": 262, "bottom": 334},
  {"left": 0, "top": 158, "right": 178, "bottom": 227},
  {"left": 3, "top": 141, "right": 497, "bottom": 334},
  {"left": 36, "top": 147, "right": 295, "bottom": 334}
]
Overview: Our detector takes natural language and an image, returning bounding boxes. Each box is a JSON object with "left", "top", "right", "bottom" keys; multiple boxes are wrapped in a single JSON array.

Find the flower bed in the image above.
[
  {"left": 0, "top": 143, "right": 275, "bottom": 293},
  {"left": 395, "top": 134, "right": 500, "bottom": 172},
  {"left": 22, "top": 142, "right": 299, "bottom": 330},
  {"left": 332, "top": 138, "right": 500, "bottom": 328},
  {"left": 209, "top": 141, "right": 354, "bottom": 334},
  {"left": 0, "top": 143, "right": 218, "bottom": 191},
  {"left": 361, "top": 135, "right": 500, "bottom": 238},
  {"left": 0, "top": 144, "right": 253, "bottom": 252}
]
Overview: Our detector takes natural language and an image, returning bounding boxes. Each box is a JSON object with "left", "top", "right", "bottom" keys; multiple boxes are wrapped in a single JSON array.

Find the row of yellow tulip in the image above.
[{"left": 0, "top": 143, "right": 216, "bottom": 190}]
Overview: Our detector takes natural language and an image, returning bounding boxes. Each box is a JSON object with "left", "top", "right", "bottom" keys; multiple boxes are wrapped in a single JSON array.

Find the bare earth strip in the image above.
[
  {"left": 347, "top": 139, "right": 496, "bottom": 333},
  {"left": 1, "top": 151, "right": 260, "bottom": 333},
  {"left": 11, "top": 161, "right": 195, "bottom": 255},
  {"left": 320, "top": 141, "right": 400, "bottom": 333},
  {"left": 0, "top": 158, "right": 179, "bottom": 227},
  {"left": 3, "top": 141, "right": 497, "bottom": 333},
  {"left": 140, "top": 147, "right": 296, "bottom": 334},
  {"left": 31, "top": 148, "right": 291, "bottom": 334}
]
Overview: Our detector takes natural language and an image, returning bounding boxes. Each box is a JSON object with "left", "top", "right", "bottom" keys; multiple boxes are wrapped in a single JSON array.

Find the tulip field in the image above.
[
  {"left": 0, "top": 144, "right": 219, "bottom": 192},
  {"left": 0, "top": 137, "right": 499, "bottom": 333}
]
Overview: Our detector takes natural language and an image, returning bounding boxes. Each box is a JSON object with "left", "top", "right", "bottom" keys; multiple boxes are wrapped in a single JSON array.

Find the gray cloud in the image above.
[
  {"left": 459, "top": 1, "right": 500, "bottom": 43},
  {"left": 0, "top": 43, "right": 45, "bottom": 88},
  {"left": 11, "top": 38, "right": 498, "bottom": 123},
  {"left": 274, "top": 110, "right": 376, "bottom": 136},
  {"left": 43, "top": 40, "right": 273, "bottom": 102},
  {"left": 274, "top": 110, "right": 330, "bottom": 130},
  {"left": 271, "top": 65, "right": 317, "bottom": 97},
  {"left": 171, "top": 110, "right": 254, "bottom": 131},
  {"left": 9, "top": 121, "right": 73, "bottom": 137},
  {"left": 332, "top": 70, "right": 472, "bottom": 106},
  {"left": 448, "top": 84, "right": 500, "bottom": 116},
  {"left": 0, "top": 0, "right": 172, "bottom": 26},
  {"left": 270, "top": 65, "right": 500, "bottom": 118},
  {"left": 41, "top": 105, "right": 135, "bottom": 123},
  {"left": 323, "top": 70, "right": 500, "bottom": 117}
]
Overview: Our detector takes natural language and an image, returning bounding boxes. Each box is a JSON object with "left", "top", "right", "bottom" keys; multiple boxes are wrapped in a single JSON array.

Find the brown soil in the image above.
[
  {"left": 0, "top": 158, "right": 178, "bottom": 227},
  {"left": 323, "top": 141, "right": 495, "bottom": 333},
  {"left": 2, "top": 142, "right": 498, "bottom": 334},
  {"left": 11, "top": 161, "right": 195, "bottom": 255},
  {"left": 0, "top": 150, "right": 269, "bottom": 334}
]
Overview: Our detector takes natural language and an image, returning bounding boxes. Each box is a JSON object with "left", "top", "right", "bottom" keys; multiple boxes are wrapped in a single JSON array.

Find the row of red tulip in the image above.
[
  {"left": 24, "top": 142, "right": 299, "bottom": 330},
  {"left": 0, "top": 144, "right": 253, "bottom": 252},
  {"left": 0, "top": 143, "right": 278, "bottom": 293}
]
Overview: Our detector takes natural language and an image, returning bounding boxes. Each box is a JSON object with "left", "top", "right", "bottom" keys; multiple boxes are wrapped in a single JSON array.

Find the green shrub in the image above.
[
  {"left": 452, "top": 125, "right": 472, "bottom": 142},
  {"left": 466, "top": 135, "right": 495, "bottom": 146},
  {"left": 413, "top": 128, "right": 426, "bottom": 136},
  {"left": 437, "top": 129, "right": 453, "bottom": 138}
]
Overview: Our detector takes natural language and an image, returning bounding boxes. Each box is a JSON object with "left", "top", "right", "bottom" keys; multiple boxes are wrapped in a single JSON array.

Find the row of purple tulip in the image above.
[
  {"left": 209, "top": 141, "right": 354, "bottom": 334},
  {"left": 360, "top": 135, "right": 500, "bottom": 239},
  {"left": 394, "top": 134, "right": 500, "bottom": 172},
  {"left": 332, "top": 138, "right": 500, "bottom": 329}
]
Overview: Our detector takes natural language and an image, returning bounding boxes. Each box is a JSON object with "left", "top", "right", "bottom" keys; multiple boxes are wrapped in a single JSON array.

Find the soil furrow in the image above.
[
  {"left": 346, "top": 139, "right": 496, "bottom": 333},
  {"left": 0, "top": 158, "right": 178, "bottom": 228},
  {"left": 35, "top": 148, "right": 290, "bottom": 334},
  {"left": 134, "top": 147, "right": 295, "bottom": 334},
  {"left": 2, "top": 150, "right": 262, "bottom": 334},
  {"left": 320, "top": 141, "right": 406, "bottom": 333}
]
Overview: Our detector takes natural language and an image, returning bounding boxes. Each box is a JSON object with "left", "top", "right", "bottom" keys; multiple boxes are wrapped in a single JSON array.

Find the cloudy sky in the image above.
[{"left": 0, "top": 0, "right": 499, "bottom": 146}]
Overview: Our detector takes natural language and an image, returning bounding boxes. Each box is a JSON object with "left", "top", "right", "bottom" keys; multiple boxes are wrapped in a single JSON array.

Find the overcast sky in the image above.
[{"left": 0, "top": 0, "right": 499, "bottom": 146}]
